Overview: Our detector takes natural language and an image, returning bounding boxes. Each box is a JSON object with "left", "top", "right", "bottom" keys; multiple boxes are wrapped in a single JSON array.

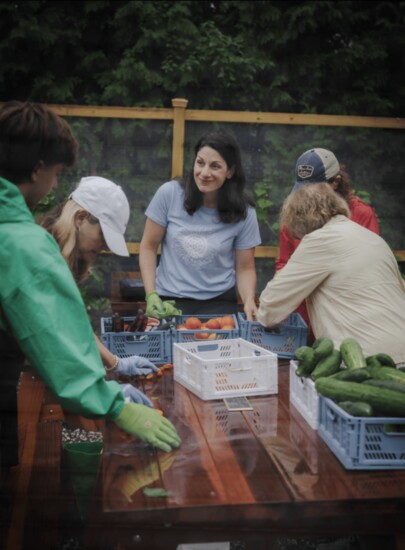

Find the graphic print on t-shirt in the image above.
[{"left": 173, "top": 228, "right": 216, "bottom": 266}]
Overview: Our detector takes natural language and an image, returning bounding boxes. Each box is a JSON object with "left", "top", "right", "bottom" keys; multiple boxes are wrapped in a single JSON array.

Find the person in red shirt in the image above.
[{"left": 275, "top": 148, "right": 379, "bottom": 340}]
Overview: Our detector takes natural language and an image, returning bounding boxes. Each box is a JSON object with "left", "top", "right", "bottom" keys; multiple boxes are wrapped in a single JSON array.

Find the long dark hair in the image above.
[{"left": 181, "top": 131, "right": 255, "bottom": 223}]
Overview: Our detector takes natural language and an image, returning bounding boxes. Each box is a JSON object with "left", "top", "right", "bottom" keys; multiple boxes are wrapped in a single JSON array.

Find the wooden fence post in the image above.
[{"left": 171, "top": 98, "right": 188, "bottom": 178}]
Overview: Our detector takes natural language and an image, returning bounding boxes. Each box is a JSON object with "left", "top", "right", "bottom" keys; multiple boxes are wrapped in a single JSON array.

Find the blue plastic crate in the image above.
[
  {"left": 318, "top": 396, "right": 405, "bottom": 470},
  {"left": 173, "top": 314, "right": 239, "bottom": 343},
  {"left": 237, "top": 312, "right": 308, "bottom": 359},
  {"left": 100, "top": 317, "right": 172, "bottom": 364}
]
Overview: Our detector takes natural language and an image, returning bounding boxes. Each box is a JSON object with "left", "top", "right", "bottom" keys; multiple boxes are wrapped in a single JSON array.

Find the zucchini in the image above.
[
  {"left": 363, "top": 379, "right": 405, "bottom": 394},
  {"left": 314, "top": 377, "right": 405, "bottom": 416},
  {"left": 312, "top": 337, "right": 334, "bottom": 361},
  {"left": 295, "top": 346, "right": 317, "bottom": 377},
  {"left": 310, "top": 350, "right": 341, "bottom": 381},
  {"left": 375, "top": 353, "right": 396, "bottom": 368},
  {"left": 368, "top": 366, "right": 405, "bottom": 386},
  {"left": 340, "top": 338, "right": 366, "bottom": 370},
  {"left": 338, "top": 401, "right": 374, "bottom": 417},
  {"left": 331, "top": 367, "right": 371, "bottom": 382}
]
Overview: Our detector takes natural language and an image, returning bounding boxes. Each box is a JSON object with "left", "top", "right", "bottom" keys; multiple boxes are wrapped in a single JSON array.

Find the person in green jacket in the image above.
[{"left": 0, "top": 101, "right": 181, "bottom": 472}]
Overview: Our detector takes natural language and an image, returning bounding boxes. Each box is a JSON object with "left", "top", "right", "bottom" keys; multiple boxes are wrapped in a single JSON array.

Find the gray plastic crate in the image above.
[
  {"left": 238, "top": 312, "right": 308, "bottom": 359},
  {"left": 100, "top": 316, "right": 172, "bottom": 364},
  {"left": 318, "top": 396, "right": 405, "bottom": 470}
]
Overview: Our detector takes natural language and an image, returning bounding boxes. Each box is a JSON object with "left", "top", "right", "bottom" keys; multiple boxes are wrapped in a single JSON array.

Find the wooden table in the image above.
[{"left": 3, "top": 363, "right": 405, "bottom": 550}]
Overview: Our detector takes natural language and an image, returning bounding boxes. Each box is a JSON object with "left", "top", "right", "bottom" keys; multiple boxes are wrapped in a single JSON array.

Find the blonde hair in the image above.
[
  {"left": 41, "top": 199, "right": 93, "bottom": 283},
  {"left": 281, "top": 182, "right": 350, "bottom": 239}
]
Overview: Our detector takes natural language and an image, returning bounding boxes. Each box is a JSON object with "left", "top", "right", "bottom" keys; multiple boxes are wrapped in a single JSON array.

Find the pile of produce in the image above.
[
  {"left": 176, "top": 315, "right": 236, "bottom": 340},
  {"left": 294, "top": 337, "right": 405, "bottom": 418}
]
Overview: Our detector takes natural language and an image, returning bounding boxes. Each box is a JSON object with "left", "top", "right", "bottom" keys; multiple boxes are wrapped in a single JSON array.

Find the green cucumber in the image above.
[
  {"left": 331, "top": 367, "right": 371, "bottom": 382},
  {"left": 375, "top": 353, "right": 397, "bottom": 368},
  {"left": 310, "top": 350, "right": 341, "bottom": 381},
  {"left": 363, "top": 379, "right": 405, "bottom": 394},
  {"left": 312, "top": 337, "right": 334, "bottom": 361},
  {"left": 295, "top": 346, "right": 317, "bottom": 377},
  {"left": 366, "top": 355, "right": 382, "bottom": 369},
  {"left": 314, "top": 377, "right": 405, "bottom": 416},
  {"left": 340, "top": 338, "right": 366, "bottom": 370},
  {"left": 368, "top": 366, "right": 405, "bottom": 385},
  {"left": 338, "top": 401, "right": 374, "bottom": 417}
]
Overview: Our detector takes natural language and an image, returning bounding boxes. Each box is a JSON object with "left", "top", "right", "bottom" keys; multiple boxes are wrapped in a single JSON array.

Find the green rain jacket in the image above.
[{"left": 0, "top": 176, "right": 125, "bottom": 419}]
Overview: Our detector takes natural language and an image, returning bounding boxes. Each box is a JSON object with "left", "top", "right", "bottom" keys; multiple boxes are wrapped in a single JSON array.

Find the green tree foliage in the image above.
[
  {"left": 1, "top": 1, "right": 405, "bottom": 299},
  {"left": 1, "top": 1, "right": 404, "bottom": 115}
]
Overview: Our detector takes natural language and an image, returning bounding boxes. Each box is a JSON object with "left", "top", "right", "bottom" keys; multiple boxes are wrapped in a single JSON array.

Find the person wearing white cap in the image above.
[
  {"left": 41, "top": 176, "right": 160, "bottom": 403},
  {"left": 275, "top": 147, "right": 379, "bottom": 341}
]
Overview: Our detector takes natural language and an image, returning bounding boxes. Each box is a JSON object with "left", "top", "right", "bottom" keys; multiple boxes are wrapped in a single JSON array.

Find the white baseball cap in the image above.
[{"left": 70, "top": 176, "right": 130, "bottom": 257}]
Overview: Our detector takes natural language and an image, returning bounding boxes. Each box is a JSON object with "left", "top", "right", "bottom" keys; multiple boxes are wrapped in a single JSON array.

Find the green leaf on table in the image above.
[{"left": 143, "top": 487, "right": 172, "bottom": 498}]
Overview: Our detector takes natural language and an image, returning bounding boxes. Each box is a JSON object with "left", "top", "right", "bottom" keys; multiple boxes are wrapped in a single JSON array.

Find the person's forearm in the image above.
[
  {"left": 139, "top": 246, "right": 158, "bottom": 295},
  {"left": 95, "top": 334, "right": 117, "bottom": 371},
  {"left": 236, "top": 269, "right": 258, "bottom": 321},
  {"left": 236, "top": 269, "right": 257, "bottom": 305}
]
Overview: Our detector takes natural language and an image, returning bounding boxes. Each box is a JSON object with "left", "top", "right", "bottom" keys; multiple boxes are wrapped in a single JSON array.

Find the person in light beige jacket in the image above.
[{"left": 257, "top": 183, "right": 405, "bottom": 364}]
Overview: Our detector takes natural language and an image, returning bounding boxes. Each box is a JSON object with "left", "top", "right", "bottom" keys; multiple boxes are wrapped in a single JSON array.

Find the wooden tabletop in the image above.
[
  {"left": 96, "top": 363, "right": 405, "bottom": 549},
  {"left": 4, "top": 362, "right": 405, "bottom": 550}
]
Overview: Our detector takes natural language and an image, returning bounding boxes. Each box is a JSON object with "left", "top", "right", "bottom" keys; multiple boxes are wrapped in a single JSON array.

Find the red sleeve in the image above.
[
  {"left": 275, "top": 225, "right": 301, "bottom": 271},
  {"left": 349, "top": 197, "right": 380, "bottom": 235}
]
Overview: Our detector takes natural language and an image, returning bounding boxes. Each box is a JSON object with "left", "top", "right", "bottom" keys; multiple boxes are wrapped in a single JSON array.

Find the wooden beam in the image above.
[
  {"left": 185, "top": 109, "right": 405, "bottom": 130},
  {"left": 121, "top": 243, "right": 405, "bottom": 261},
  {"left": 171, "top": 98, "right": 189, "bottom": 178},
  {"left": 45, "top": 104, "right": 174, "bottom": 120}
]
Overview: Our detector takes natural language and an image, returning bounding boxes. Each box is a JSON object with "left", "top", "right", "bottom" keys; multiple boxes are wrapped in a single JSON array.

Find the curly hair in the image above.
[
  {"left": 281, "top": 182, "right": 350, "bottom": 239},
  {"left": 180, "top": 131, "right": 255, "bottom": 223},
  {"left": 329, "top": 164, "right": 353, "bottom": 202},
  {"left": 0, "top": 101, "right": 78, "bottom": 184}
]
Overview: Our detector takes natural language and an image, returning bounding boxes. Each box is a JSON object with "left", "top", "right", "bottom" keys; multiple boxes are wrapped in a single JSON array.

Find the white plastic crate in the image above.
[
  {"left": 289, "top": 360, "right": 319, "bottom": 430},
  {"left": 173, "top": 338, "right": 278, "bottom": 401}
]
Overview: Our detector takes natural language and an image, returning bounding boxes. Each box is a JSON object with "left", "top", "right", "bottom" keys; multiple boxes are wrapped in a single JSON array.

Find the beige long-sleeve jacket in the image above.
[{"left": 258, "top": 215, "right": 405, "bottom": 363}]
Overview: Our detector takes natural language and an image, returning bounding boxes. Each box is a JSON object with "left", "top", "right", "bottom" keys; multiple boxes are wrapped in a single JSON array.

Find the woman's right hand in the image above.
[{"left": 145, "top": 291, "right": 181, "bottom": 319}]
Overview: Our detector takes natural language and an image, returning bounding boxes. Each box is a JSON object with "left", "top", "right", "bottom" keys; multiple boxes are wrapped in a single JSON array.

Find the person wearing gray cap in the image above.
[
  {"left": 41, "top": 176, "right": 160, "bottom": 401},
  {"left": 275, "top": 148, "right": 379, "bottom": 339}
]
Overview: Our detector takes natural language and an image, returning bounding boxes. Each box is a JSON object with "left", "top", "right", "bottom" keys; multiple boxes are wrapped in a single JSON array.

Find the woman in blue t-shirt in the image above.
[{"left": 140, "top": 131, "right": 261, "bottom": 320}]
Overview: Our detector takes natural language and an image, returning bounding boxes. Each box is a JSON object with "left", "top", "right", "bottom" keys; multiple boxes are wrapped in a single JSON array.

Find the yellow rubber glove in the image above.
[{"left": 113, "top": 402, "right": 181, "bottom": 452}]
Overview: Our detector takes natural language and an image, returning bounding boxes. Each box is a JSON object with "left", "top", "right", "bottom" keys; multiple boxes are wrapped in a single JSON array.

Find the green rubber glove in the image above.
[
  {"left": 113, "top": 402, "right": 181, "bottom": 453},
  {"left": 160, "top": 300, "right": 182, "bottom": 318},
  {"left": 145, "top": 291, "right": 165, "bottom": 318},
  {"left": 145, "top": 291, "right": 182, "bottom": 319}
]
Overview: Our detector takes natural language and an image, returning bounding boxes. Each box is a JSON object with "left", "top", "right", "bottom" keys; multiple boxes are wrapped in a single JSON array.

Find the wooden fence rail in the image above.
[
  {"left": 123, "top": 243, "right": 405, "bottom": 262},
  {"left": 46, "top": 98, "right": 405, "bottom": 181},
  {"left": 4, "top": 99, "right": 403, "bottom": 259}
]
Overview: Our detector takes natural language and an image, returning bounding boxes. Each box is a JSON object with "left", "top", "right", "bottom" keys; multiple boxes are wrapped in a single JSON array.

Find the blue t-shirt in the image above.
[{"left": 145, "top": 180, "right": 261, "bottom": 300}]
